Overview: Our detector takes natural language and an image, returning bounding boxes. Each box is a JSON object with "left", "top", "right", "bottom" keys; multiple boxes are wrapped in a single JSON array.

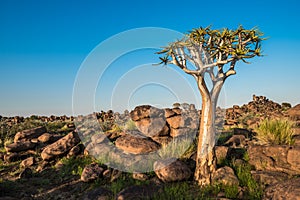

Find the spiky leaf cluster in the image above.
[{"left": 157, "top": 26, "right": 264, "bottom": 66}]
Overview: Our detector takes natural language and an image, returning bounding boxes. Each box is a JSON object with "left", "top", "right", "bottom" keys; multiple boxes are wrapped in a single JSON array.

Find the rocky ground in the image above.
[{"left": 0, "top": 95, "right": 300, "bottom": 200}]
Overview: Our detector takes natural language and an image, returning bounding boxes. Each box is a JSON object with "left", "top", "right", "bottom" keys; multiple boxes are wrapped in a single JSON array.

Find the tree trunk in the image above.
[
  {"left": 194, "top": 94, "right": 217, "bottom": 186},
  {"left": 195, "top": 95, "right": 216, "bottom": 186}
]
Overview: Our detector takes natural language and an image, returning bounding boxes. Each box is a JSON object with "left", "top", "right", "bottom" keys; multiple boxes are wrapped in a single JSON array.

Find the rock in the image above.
[
  {"left": 151, "top": 136, "right": 172, "bottom": 146},
  {"left": 20, "top": 157, "right": 35, "bottom": 168},
  {"left": 293, "top": 135, "right": 300, "bottom": 146},
  {"left": 286, "top": 104, "right": 300, "bottom": 120},
  {"left": 215, "top": 146, "right": 229, "bottom": 164},
  {"left": 116, "top": 185, "right": 160, "bottom": 200},
  {"left": 164, "top": 108, "right": 176, "bottom": 118},
  {"left": 41, "top": 131, "right": 80, "bottom": 161},
  {"left": 167, "top": 115, "right": 185, "bottom": 129},
  {"left": 111, "top": 169, "right": 122, "bottom": 182},
  {"left": 14, "top": 126, "right": 47, "bottom": 143},
  {"left": 91, "top": 133, "right": 107, "bottom": 144},
  {"left": 251, "top": 170, "right": 289, "bottom": 186},
  {"left": 67, "top": 145, "right": 82, "bottom": 157},
  {"left": 36, "top": 160, "right": 50, "bottom": 172},
  {"left": 154, "top": 158, "right": 191, "bottom": 182},
  {"left": 81, "top": 163, "right": 104, "bottom": 182},
  {"left": 132, "top": 173, "right": 149, "bottom": 181},
  {"left": 226, "top": 148, "right": 246, "bottom": 160},
  {"left": 130, "top": 105, "right": 164, "bottom": 121},
  {"left": 82, "top": 187, "right": 113, "bottom": 200},
  {"left": 170, "top": 127, "right": 191, "bottom": 137},
  {"left": 102, "top": 169, "right": 112, "bottom": 179},
  {"left": 233, "top": 128, "right": 252, "bottom": 138},
  {"left": 248, "top": 145, "right": 300, "bottom": 175},
  {"left": 212, "top": 166, "right": 239, "bottom": 186},
  {"left": 287, "top": 146, "right": 300, "bottom": 172},
  {"left": 4, "top": 153, "right": 20, "bottom": 162},
  {"left": 38, "top": 133, "right": 57, "bottom": 143},
  {"left": 19, "top": 168, "right": 32, "bottom": 179},
  {"left": 5, "top": 141, "right": 36, "bottom": 153},
  {"left": 263, "top": 177, "right": 300, "bottom": 200},
  {"left": 135, "top": 118, "right": 169, "bottom": 138},
  {"left": 115, "top": 134, "right": 160, "bottom": 154},
  {"left": 224, "top": 135, "right": 246, "bottom": 148}
]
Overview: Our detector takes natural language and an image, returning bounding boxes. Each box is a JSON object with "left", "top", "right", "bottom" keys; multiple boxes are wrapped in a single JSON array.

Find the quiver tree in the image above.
[{"left": 156, "top": 26, "right": 264, "bottom": 185}]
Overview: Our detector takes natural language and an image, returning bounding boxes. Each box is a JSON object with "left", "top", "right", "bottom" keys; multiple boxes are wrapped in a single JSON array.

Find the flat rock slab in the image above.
[
  {"left": 251, "top": 170, "right": 289, "bottom": 186},
  {"left": 14, "top": 126, "right": 47, "bottom": 143},
  {"left": 5, "top": 141, "right": 36, "bottom": 153},
  {"left": 41, "top": 131, "right": 80, "bottom": 161},
  {"left": 263, "top": 177, "right": 300, "bottom": 200},
  {"left": 115, "top": 134, "right": 160, "bottom": 154}
]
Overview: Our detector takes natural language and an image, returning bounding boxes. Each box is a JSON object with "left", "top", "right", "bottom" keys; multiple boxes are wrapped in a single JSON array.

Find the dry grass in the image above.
[{"left": 254, "top": 118, "right": 295, "bottom": 145}]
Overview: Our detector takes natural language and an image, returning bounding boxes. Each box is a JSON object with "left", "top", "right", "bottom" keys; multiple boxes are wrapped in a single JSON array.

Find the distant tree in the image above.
[{"left": 157, "top": 26, "right": 264, "bottom": 185}]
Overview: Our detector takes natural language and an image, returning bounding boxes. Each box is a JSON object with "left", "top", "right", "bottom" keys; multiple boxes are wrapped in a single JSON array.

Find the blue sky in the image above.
[{"left": 0, "top": 0, "right": 300, "bottom": 116}]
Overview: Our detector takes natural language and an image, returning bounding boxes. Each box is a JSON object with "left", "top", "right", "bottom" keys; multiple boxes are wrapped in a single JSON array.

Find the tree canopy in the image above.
[{"left": 157, "top": 26, "right": 264, "bottom": 81}]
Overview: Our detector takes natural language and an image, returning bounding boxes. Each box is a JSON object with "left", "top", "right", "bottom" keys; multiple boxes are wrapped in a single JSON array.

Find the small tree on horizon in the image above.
[{"left": 156, "top": 26, "right": 264, "bottom": 186}]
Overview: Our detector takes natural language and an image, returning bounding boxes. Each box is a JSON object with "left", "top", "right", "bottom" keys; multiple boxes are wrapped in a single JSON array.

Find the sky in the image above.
[{"left": 0, "top": 0, "right": 300, "bottom": 116}]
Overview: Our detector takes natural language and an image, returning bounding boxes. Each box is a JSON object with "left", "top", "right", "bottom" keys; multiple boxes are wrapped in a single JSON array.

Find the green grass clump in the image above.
[
  {"left": 232, "top": 162, "right": 263, "bottom": 199},
  {"left": 255, "top": 118, "right": 295, "bottom": 145},
  {"left": 59, "top": 156, "right": 93, "bottom": 177},
  {"left": 125, "top": 120, "right": 137, "bottom": 131}
]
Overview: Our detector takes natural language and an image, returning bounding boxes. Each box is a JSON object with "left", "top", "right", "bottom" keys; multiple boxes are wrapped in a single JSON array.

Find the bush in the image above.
[{"left": 254, "top": 118, "right": 295, "bottom": 145}]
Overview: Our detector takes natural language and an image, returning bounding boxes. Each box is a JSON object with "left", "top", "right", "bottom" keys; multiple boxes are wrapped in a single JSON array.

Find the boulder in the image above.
[
  {"left": 167, "top": 115, "right": 185, "bottom": 129},
  {"left": 41, "top": 131, "right": 80, "bottom": 160},
  {"left": 81, "top": 163, "right": 104, "bottom": 182},
  {"left": 215, "top": 146, "right": 229, "bottom": 164},
  {"left": 38, "top": 133, "right": 62, "bottom": 143},
  {"left": 287, "top": 146, "right": 300, "bottom": 172},
  {"left": 151, "top": 136, "right": 172, "bottom": 146},
  {"left": 135, "top": 118, "right": 169, "bottom": 138},
  {"left": 5, "top": 141, "right": 36, "bottom": 153},
  {"left": 170, "top": 127, "right": 192, "bottom": 137},
  {"left": 164, "top": 108, "right": 176, "bottom": 118},
  {"left": 251, "top": 170, "right": 288, "bottom": 186},
  {"left": 20, "top": 157, "right": 35, "bottom": 168},
  {"left": 286, "top": 104, "right": 300, "bottom": 120},
  {"left": 4, "top": 153, "right": 20, "bottom": 162},
  {"left": 263, "top": 177, "right": 300, "bottom": 200},
  {"left": 212, "top": 166, "right": 239, "bottom": 186},
  {"left": 233, "top": 128, "right": 252, "bottom": 138},
  {"left": 224, "top": 135, "right": 246, "bottom": 148},
  {"left": 154, "top": 158, "right": 191, "bottom": 182},
  {"left": 14, "top": 126, "right": 46, "bottom": 143},
  {"left": 115, "top": 134, "right": 160, "bottom": 154},
  {"left": 67, "top": 145, "right": 82, "bottom": 157},
  {"left": 248, "top": 145, "right": 300, "bottom": 175},
  {"left": 130, "top": 105, "right": 164, "bottom": 121}
]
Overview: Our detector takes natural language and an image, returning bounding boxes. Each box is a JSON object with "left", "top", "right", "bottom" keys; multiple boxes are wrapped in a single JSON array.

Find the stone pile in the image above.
[
  {"left": 3, "top": 125, "right": 81, "bottom": 170},
  {"left": 225, "top": 95, "right": 285, "bottom": 128}
]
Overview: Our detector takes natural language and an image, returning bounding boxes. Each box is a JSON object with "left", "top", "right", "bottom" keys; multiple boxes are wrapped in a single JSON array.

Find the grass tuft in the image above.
[{"left": 254, "top": 118, "right": 295, "bottom": 145}]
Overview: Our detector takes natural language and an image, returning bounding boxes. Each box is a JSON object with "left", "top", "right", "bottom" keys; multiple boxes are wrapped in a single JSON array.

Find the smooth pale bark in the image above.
[{"left": 194, "top": 78, "right": 223, "bottom": 185}]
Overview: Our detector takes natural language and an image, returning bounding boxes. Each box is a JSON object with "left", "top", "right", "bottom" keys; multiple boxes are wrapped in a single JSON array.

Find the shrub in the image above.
[
  {"left": 124, "top": 120, "right": 137, "bottom": 131},
  {"left": 254, "top": 118, "right": 295, "bottom": 145}
]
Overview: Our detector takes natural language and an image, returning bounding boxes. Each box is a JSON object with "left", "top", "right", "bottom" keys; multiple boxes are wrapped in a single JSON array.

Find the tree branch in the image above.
[{"left": 170, "top": 53, "right": 200, "bottom": 75}]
